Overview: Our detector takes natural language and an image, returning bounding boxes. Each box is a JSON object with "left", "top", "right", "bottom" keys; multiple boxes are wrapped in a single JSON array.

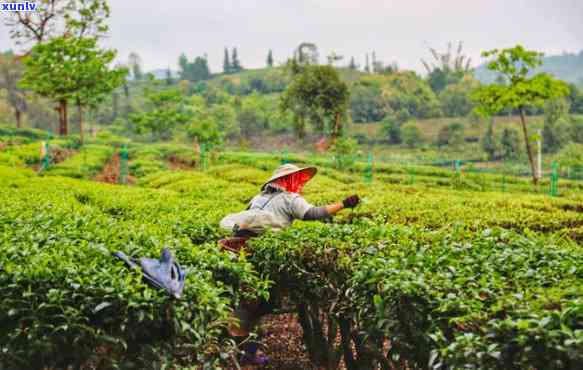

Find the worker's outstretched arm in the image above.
[{"left": 303, "top": 195, "right": 360, "bottom": 220}]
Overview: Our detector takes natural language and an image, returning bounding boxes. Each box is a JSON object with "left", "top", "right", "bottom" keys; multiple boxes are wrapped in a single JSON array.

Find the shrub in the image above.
[
  {"left": 0, "top": 170, "right": 268, "bottom": 369},
  {"left": 572, "top": 116, "right": 583, "bottom": 143},
  {"left": 380, "top": 115, "right": 402, "bottom": 144},
  {"left": 437, "top": 122, "right": 465, "bottom": 147},
  {"left": 401, "top": 121, "right": 424, "bottom": 148},
  {"left": 500, "top": 127, "right": 521, "bottom": 160},
  {"left": 44, "top": 145, "right": 113, "bottom": 179},
  {"left": 331, "top": 137, "right": 359, "bottom": 169}
]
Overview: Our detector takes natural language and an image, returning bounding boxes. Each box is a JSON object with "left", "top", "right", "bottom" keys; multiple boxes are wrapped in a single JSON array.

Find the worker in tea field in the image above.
[
  {"left": 221, "top": 163, "right": 359, "bottom": 241},
  {"left": 219, "top": 163, "right": 360, "bottom": 365}
]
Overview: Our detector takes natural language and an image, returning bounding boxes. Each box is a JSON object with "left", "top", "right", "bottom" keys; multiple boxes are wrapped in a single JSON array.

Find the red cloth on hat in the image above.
[{"left": 273, "top": 170, "right": 312, "bottom": 193}]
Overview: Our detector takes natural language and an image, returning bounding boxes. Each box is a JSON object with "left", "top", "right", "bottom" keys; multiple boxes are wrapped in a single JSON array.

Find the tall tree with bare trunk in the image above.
[
  {"left": 20, "top": 36, "right": 126, "bottom": 138},
  {"left": 472, "top": 45, "right": 569, "bottom": 185},
  {"left": 5, "top": 0, "right": 111, "bottom": 135}
]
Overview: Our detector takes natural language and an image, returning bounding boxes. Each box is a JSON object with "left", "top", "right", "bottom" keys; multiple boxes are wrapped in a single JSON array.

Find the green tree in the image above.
[
  {"left": 381, "top": 115, "right": 401, "bottom": 144},
  {"left": 295, "top": 42, "right": 319, "bottom": 65},
  {"left": 566, "top": 84, "right": 583, "bottom": 114},
  {"left": 556, "top": 143, "right": 583, "bottom": 169},
  {"left": 401, "top": 122, "right": 423, "bottom": 148},
  {"left": 187, "top": 115, "right": 223, "bottom": 147},
  {"left": 472, "top": 45, "right": 569, "bottom": 184},
  {"left": 377, "top": 71, "right": 442, "bottom": 119},
  {"left": 231, "top": 47, "right": 242, "bottom": 73},
  {"left": 210, "top": 103, "right": 239, "bottom": 138},
  {"left": 267, "top": 49, "right": 274, "bottom": 68},
  {"left": 0, "top": 51, "right": 27, "bottom": 128},
  {"left": 281, "top": 64, "right": 350, "bottom": 139},
  {"left": 63, "top": 0, "right": 110, "bottom": 38},
  {"left": 20, "top": 36, "right": 126, "bottom": 136},
  {"left": 482, "top": 121, "right": 497, "bottom": 160},
  {"left": 237, "top": 105, "right": 262, "bottom": 138},
  {"left": 553, "top": 118, "right": 574, "bottom": 150},
  {"left": 439, "top": 75, "right": 480, "bottom": 117},
  {"left": 129, "top": 87, "right": 190, "bottom": 140},
  {"left": 543, "top": 98, "right": 570, "bottom": 152},
  {"left": 500, "top": 127, "right": 520, "bottom": 160},
  {"left": 331, "top": 137, "right": 359, "bottom": 169},
  {"left": 422, "top": 41, "right": 472, "bottom": 93},
  {"left": 571, "top": 116, "right": 583, "bottom": 143},
  {"left": 128, "top": 52, "right": 143, "bottom": 80},
  {"left": 349, "top": 84, "right": 387, "bottom": 122},
  {"left": 365, "top": 53, "right": 370, "bottom": 73},
  {"left": 71, "top": 40, "right": 127, "bottom": 143},
  {"left": 223, "top": 48, "right": 231, "bottom": 74},
  {"left": 193, "top": 56, "right": 211, "bottom": 80},
  {"left": 437, "top": 122, "right": 465, "bottom": 148},
  {"left": 349, "top": 57, "right": 357, "bottom": 70},
  {"left": 179, "top": 53, "right": 189, "bottom": 77},
  {"left": 165, "top": 68, "right": 173, "bottom": 85},
  {"left": 179, "top": 55, "right": 211, "bottom": 82}
]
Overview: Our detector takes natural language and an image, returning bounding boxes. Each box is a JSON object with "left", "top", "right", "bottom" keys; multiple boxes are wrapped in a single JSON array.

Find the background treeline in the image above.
[{"left": 1, "top": 38, "right": 583, "bottom": 166}]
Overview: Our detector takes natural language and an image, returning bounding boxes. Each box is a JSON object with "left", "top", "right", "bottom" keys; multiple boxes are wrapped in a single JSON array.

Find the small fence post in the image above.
[
  {"left": 40, "top": 132, "right": 52, "bottom": 172},
  {"left": 454, "top": 159, "right": 462, "bottom": 173},
  {"left": 200, "top": 143, "right": 207, "bottom": 170},
  {"left": 119, "top": 144, "right": 129, "bottom": 184},
  {"left": 550, "top": 162, "right": 559, "bottom": 197},
  {"left": 281, "top": 149, "right": 289, "bottom": 165},
  {"left": 364, "top": 152, "right": 373, "bottom": 183},
  {"left": 408, "top": 165, "right": 416, "bottom": 185}
]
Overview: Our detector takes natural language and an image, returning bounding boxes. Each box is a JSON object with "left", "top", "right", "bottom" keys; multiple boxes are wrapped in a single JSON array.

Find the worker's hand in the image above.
[{"left": 342, "top": 195, "right": 360, "bottom": 209}]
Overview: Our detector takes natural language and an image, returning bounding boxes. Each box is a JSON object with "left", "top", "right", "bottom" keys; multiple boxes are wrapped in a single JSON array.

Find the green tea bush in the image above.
[
  {"left": 1, "top": 154, "right": 582, "bottom": 369},
  {"left": 249, "top": 223, "right": 583, "bottom": 369},
  {"left": 0, "top": 168, "right": 269, "bottom": 369},
  {"left": 44, "top": 145, "right": 113, "bottom": 179},
  {"left": 0, "top": 125, "right": 48, "bottom": 141},
  {"left": 129, "top": 158, "right": 168, "bottom": 178}
]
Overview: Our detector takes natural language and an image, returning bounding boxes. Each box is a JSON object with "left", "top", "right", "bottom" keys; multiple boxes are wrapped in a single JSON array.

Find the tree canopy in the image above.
[
  {"left": 20, "top": 36, "right": 126, "bottom": 135},
  {"left": 281, "top": 63, "right": 349, "bottom": 139},
  {"left": 472, "top": 45, "right": 569, "bottom": 184}
]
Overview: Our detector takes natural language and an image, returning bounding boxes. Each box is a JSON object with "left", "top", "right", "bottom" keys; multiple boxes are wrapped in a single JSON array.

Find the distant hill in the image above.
[{"left": 474, "top": 50, "right": 583, "bottom": 85}]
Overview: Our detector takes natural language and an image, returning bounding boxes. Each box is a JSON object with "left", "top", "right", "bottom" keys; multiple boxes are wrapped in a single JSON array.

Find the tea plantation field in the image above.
[{"left": 0, "top": 134, "right": 582, "bottom": 369}]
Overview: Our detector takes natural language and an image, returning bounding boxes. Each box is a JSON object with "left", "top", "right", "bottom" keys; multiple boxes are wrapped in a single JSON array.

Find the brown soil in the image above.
[
  {"left": 94, "top": 153, "right": 135, "bottom": 185},
  {"left": 167, "top": 155, "right": 196, "bottom": 170},
  {"left": 260, "top": 313, "right": 317, "bottom": 370},
  {"left": 94, "top": 153, "right": 120, "bottom": 183},
  {"left": 225, "top": 313, "right": 317, "bottom": 370},
  {"left": 52, "top": 147, "right": 76, "bottom": 163}
]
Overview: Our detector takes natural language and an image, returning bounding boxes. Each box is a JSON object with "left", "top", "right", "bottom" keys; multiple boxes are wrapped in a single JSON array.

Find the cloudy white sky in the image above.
[{"left": 1, "top": 0, "right": 582, "bottom": 73}]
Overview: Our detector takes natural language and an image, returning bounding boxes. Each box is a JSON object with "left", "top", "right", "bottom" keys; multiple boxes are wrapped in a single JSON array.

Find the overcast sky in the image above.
[{"left": 1, "top": 0, "right": 582, "bottom": 73}]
